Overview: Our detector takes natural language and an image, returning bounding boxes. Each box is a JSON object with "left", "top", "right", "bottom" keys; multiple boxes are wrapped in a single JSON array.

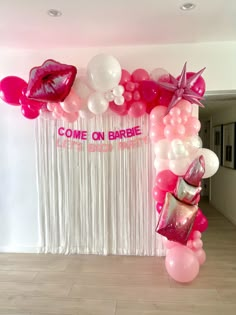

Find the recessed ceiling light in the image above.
[
  {"left": 180, "top": 3, "right": 196, "bottom": 11},
  {"left": 47, "top": 9, "right": 62, "bottom": 17}
]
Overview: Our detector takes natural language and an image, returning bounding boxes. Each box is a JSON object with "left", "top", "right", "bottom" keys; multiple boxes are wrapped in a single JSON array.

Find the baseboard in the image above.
[{"left": 0, "top": 246, "right": 43, "bottom": 253}]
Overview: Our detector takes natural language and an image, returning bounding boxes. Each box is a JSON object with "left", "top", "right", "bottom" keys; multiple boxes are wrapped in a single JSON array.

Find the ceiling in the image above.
[{"left": 0, "top": 0, "right": 236, "bottom": 49}]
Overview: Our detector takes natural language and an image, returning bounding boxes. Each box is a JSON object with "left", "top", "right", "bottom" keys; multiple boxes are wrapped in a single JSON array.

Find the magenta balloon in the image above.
[
  {"left": 193, "top": 209, "right": 208, "bottom": 233},
  {"left": 155, "top": 170, "right": 178, "bottom": 192},
  {"left": 186, "top": 72, "right": 205, "bottom": 97},
  {"left": 139, "top": 80, "right": 158, "bottom": 102},
  {"left": 119, "top": 69, "right": 131, "bottom": 85},
  {"left": 131, "top": 69, "right": 150, "bottom": 82},
  {"left": 21, "top": 104, "right": 40, "bottom": 119},
  {"left": 165, "top": 245, "right": 200, "bottom": 283},
  {"left": 0, "top": 76, "right": 27, "bottom": 105},
  {"left": 157, "top": 87, "right": 173, "bottom": 106},
  {"left": 20, "top": 88, "right": 45, "bottom": 109},
  {"left": 152, "top": 186, "right": 166, "bottom": 203},
  {"left": 110, "top": 101, "right": 128, "bottom": 116},
  {"left": 156, "top": 202, "right": 163, "bottom": 214},
  {"left": 128, "top": 101, "right": 146, "bottom": 118}
]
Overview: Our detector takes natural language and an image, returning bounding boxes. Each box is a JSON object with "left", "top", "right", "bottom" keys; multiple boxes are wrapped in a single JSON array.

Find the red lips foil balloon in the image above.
[{"left": 26, "top": 59, "right": 77, "bottom": 102}]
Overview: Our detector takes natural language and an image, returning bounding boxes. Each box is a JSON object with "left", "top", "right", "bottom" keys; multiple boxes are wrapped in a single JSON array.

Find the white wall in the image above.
[
  {"left": 0, "top": 41, "right": 235, "bottom": 252},
  {"left": 207, "top": 103, "right": 236, "bottom": 225}
]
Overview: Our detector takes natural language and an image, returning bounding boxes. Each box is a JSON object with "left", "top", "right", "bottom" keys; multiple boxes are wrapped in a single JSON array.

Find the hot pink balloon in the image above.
[
  {"left": 62, "top": 111, "right": 79, "bottom": 123},
  {"left": 21, "top": 104, "right": 40, "bottom": 119},
  {"left": 0, "top": 76, "right": 27, "bottom": 105},
  {"left": 156, "top": 202, "right": 163, "bottom": 214},
  {"left": 152, "top": 186, "right": 166, "bottom": 203},
  {"left": 139, "top": 80, "right": 158, "bottom": 102},
  {"left": 192, "top": 208, "right": 208, "bottom": 233},
  {"left": 20, "top": 88, "right": 45, "bottom": 110},
  {"left": 146, "top": 100, "right": 158, "bottom": 114},
  {"left": 155, "top": 170, "right": 178, "bottom": 192},
  {"left": 128, "top": 101, "right": 146, "bottom": 118},
  {"left": 131, "top": 69, "right": 150, "bottom": 82},
  {"left": 119, "top": 69, "right": 131, "bottom": 85},
  {"left": 186, "top": 72, "right": 206, "bottom": 97},
  {"left": 157, "top": 88, "right": 173, "bottom": 107},
  {"left": 165, "top": 245, "right": 200, "bottom": 283},
  {"left": 110, "top": 101, "right": 128, "bottom": 116}
]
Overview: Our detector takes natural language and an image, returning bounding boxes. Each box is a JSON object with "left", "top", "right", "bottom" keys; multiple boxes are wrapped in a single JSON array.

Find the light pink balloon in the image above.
[
  {"left": 61, "top": 89, "right": 82, "bottom": 113},
  {"left": 185, "top": 117, "right": 201, "bottom": 136},
  {"left": 149, "top": 126, "right": 165, "bottom": 143},
  {"left": 47, "top": 102, "right": 58, "bottom": 112},
  {"left": 164, "top": 125, "right": 178, "bottom": 140},
  {"left": 165, "top": 245, "right": 200, "bottom": 283},
  {"left": 192, "top": 239, "right": 203, "bottom": 249},
  {"left": 176, "top": 100, "right": 192, "bottom": 116},
  {"left": 163, "top": 238, "right": 178, "bottom": 249},
  {"left": 194, "top": 248, "right": 206, "bottom": 265},
  {"left": 180, "top": 113, "right": 188, "bottom": 124},
  {"left": 176, "top": 124, "right": 186, "bottom": 136},
  {"left": 169, "top": 107, "right": 181, "bottom": 117},
  {"left": 62, "top": 111, "right": 79, "bottom": 123},
  {"left": 54, "top": 103, "right": 64, "bottom": 116},
  {"left": 163, "top": 115, "right": 171, "bottom": 125},
  {"left": 170, "top": 116, "right": 182, "bottom": 125},
  {"left": 150, "top": 106, "right": 167, "bottom": 124}
]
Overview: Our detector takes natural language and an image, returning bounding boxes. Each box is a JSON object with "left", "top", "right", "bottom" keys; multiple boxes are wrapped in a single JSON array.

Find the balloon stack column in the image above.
[{"left": 0, "top": 55, "right": 219, "bottom": 283}]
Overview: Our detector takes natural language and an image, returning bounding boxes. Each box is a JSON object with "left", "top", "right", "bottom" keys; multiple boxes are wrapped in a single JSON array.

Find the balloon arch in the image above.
[{"left": 0, "top": 54, "right": 219, "bottom": 283}]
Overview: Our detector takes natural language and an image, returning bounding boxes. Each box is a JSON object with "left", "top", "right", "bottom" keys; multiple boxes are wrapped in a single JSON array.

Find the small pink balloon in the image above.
[
  {"left": 0, "top": 76, "right": 27, "bottom": 105},
  {"left": 165, "top": 245, "right": 200, "bottom": 283},
  {"left": 61, "top": 89, "right": 82, "bottom": 113},
  {"left": 131, "top": 69, "right": 150, "bottom": 82},
  {"left": 62, "top": 111, "right": 79, "bottom": 123},
  {"left": 194, "top": 248, "right": 206, "bottom": 265},
  {"left": 192, "top": 239, "right": 203, "bottom": 250},
  {"left": 133, "top": 90, "right": 141, "bottom": 101},
  {"left": 170, "top": 116, "right": 182, "bottom": 125},
  {"left": 125, "top": 81, "right": 136, "bottom": 92},
  {"left": 47, "top": 102, "right": 58, "bottom": 111},
  {"left": 163, "top": 115, "right": 171, "bottom": 125},
  {"left": 152, "top": 186, "right": 166, "bottom": 203},
  {"left": 163, "top": 238, "right": 178, "bottom": 249},
  {"left": 155, "top": 170, "right": 178, "bottom": 192},
  {"left": 156, "top": 202, "right": 163, "bottom": 214},
  {"left": 176, "top": 100, "right": 192, "bottom": 116},
  {"left": 119, "top": 69, "right": 131, "bottom": 85},
  {"left": 21, "top": 104, "right": 40, "bottom": 119},
  {"left": 52, "top": 111, "right": 61, "bottom": 119},
  {"left": 185, "top": 117, "right": 201, "bottom": 136},
  {"left": 180, "top": 113, "right": 188, "bottom": 124},
  {"left": 54, "top": 103, "right": 64, "bottom": 116},
  {"left": 128, "top": 101, "right": 146, "bottom": 118},
  {"left": 150, "top": 106, "right": 167, "bottom": 124},
  {"left": 149, "top": 127, "right": 165, "bottom": 143},
  {"left": 176, "top": 124, "right": 186, "bottom": 136},
  {"left": 110, "top": 101, "right": 128, "bottom": 116},
  {"left": 164, "top": 125, "right": 178, "bottom": 140},
  {"left": 123, "top": 91, "right": 132, "bottom": 102},
  {"left": 169, "top": 107, "right": 181, "bottom": 117}
]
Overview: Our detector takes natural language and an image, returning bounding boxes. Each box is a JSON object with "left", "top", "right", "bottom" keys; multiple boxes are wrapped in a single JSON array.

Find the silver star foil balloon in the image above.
[
  {"left": 184, "top": 155, "right": 205, "bottom": 187},
  {"left": 157, "top": 62, "right": 205, "bottom": 113},
  {"left": 174, "top": 178, "right": 202, "bottom": 205},
  {"left": 156, "top": 193, "right": 198, "bottom": 245}
]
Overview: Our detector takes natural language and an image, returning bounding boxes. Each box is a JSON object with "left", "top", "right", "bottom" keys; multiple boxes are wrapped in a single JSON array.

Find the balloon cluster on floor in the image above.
[{"left": 0, "top": 54, "right": 219, "bottom": 282}]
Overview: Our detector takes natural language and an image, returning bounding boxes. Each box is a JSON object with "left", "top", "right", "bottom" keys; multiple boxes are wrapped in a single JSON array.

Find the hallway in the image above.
[{"left": 0, "top": 199, "right": 235, "bottom": 314}]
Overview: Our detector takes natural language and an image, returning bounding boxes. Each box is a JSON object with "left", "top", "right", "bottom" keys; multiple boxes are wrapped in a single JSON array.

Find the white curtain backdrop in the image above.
[{"left": 35, "top": 112, "right": 165, "bottom": 256}]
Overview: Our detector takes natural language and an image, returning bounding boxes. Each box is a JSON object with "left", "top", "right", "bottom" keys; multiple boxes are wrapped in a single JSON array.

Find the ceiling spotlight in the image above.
[
  {"left": 47, "top": 9, "right": 62, "bottom": 17},
  {"left": 180, "top": 3, "right": 196, "bottom": 11}
]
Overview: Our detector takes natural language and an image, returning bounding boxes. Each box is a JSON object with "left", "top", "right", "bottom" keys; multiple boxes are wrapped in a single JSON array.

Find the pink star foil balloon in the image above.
[
  {"left": 184, "top": 155, "right": 205, "bottom": 187},
  {"left": 157, "top": 62, "right": 205, "bottom": 113},
  {"left": 156, "top": 193, "right": 198, "bottom": 245},
  {"left": 26, "top": 59, "right": 77, "bottom": 102},
  {"left": 174, "top": 178, "right": 202, "bottom": 205}
]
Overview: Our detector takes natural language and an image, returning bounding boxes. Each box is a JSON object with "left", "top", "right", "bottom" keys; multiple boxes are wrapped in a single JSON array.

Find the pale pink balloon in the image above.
[
  {"left": 164, "top": 125, "right": 178, "bottom": 140},
  {"left": 149, "top": 126, "right": 165, "bottom": 143},
  {"left": 47, "top": 102, "right": 58, "bottom": 112},
  {"left": 163, "top": 238, "right": 178, "bottom": 249},
  {"left": 193, "top": 230, "right": 202, "bottom": 240},
  {"left": 170, "top": 116, "right": 182, "bottom": 125},
  {"left": 194, "top": 248, "right": 206, "bottom": 265},
  {"left": 180, "top": 113, "right": 188, "bottom": 124},
  {"left": 185, "top": 117, "right": 201, "bottom": 136},
  {"left": 165, "top": 245, "right": 200, "bottom": 283},
  {"left": 52, "top": 111, "right": 62, "bottom": 119},
  {"left": 54, "top": 103, "right": 64, "bottom": 116},
  {"left": 176, "top": 124, "right": 186, "bottom": 136},
  {"left": 163, "top": 115, "right": 171, "bottom": 125},
  {"left": 169, "top": 107, "right": 181, "bottom": 117},
  {"left": 61, "top": 89, "right": 82, "bottom": 113},
  {"left": 192, "top": 239, "right": 203, "bottom": 249},
  {"left": 150, "top": 106, "right": 167, "bottom": 124},
  {"left": 176, "top": 100, "right": 192, "bottom": 116},
  {"left": 62, "top": 111, "right": 79, "bottom": 123}
]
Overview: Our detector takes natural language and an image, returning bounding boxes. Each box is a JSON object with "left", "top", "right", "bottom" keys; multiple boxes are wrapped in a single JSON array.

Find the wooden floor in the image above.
[{"left": 0, "top": 199, "right": 236, "bottom": 315}]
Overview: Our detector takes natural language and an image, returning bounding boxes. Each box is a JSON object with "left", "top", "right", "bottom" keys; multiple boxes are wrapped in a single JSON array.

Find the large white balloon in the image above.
[
  {"left": 87, "top": 54, "right": 122, "bottom": 92},
  {"left": 88, "top": 92, "right": 109, "bottom": 115},
  {"left": 169, "top": 158, "right": 192, "bottom": 176},
  {"left": 197, "top": 148, "right": 219, "bottom": 178}
]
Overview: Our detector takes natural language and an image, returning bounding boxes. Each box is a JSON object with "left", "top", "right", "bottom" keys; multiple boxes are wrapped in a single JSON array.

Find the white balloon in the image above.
[
  {"left": 88, "top": 92, "right": 109, "bottom": 115},
  {"left": 185, "top": 136, "right": 203, "bottom": 149},
  {"left": 154, "top": 139, "right": 171, "bottom": 159},
  {"left": 73, "top": 76, "right": 92, "bottom": 100},
  {"left": 196, "top": 148, "right": 219, "bottom": 178},
  {"left": 112, "top": 85, "right": 124, "bottom": 96},
  {"left": 79, "top": 108, "right": 95, "bottom": 120},
  {"left": 154, "top": 159, "right": 169, "bottom": 173},
  {"left": 150, "top": 68, "right": 169, "bottom": 82},
  {"left": 169, "top": 158, "right": 192, "bottom": 176},
  {"left": 104, "top": 91, "right": 114, "bottom": 102},
  {"left": 114, "top": 95, "right": 125, "bottom": 105},
  {"left": 171, "top": 139, "right": 188, "bottom": 159},
  {"left": 87, "top": 54, "right": 121, "bottom": 92}
]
